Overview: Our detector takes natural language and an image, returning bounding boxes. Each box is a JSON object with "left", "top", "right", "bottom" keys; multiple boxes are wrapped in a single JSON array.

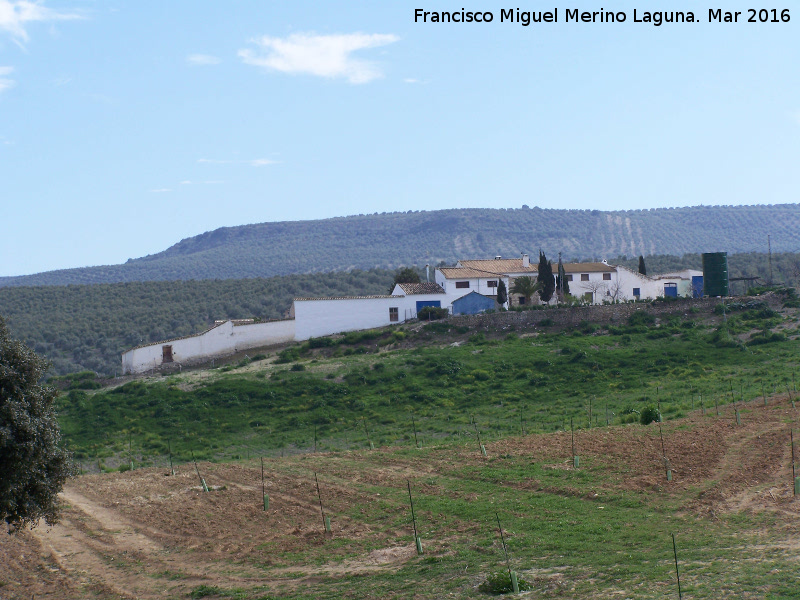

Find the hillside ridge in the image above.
[{"left": 2, "top": 203, "right": 799, "bottom": 287}]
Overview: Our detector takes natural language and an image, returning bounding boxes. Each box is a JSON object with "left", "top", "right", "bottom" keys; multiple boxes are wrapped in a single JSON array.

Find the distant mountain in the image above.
[{"left": 2, "top": 204, "right": 799, "bottom": 287}]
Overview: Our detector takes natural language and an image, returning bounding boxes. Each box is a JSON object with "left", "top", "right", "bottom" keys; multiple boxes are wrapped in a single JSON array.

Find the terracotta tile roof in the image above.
[
  {"left": 396, "top": 282, "right": 445, "bottom": 295},
  {"left": 441, "top": 259, "right": 616, "bottom": 279},
  {"left": 562, "top": 262, "right": 616, "bottom": 273},
  {"left": 457, "top": 258, "right": 537, "bottom": 275},
  {"left": 438, "top": 267, "right": 506, "bottom": 279}
]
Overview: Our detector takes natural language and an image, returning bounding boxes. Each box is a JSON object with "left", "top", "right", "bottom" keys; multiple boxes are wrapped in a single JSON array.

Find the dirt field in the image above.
[{"left": 2, "top": 395, "right": 799, "bottom": 599}]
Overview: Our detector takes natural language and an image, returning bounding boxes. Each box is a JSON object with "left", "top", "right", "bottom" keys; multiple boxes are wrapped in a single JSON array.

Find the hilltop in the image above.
[{"left": 2, "top": 204, "right": 799, "bottom": 287}]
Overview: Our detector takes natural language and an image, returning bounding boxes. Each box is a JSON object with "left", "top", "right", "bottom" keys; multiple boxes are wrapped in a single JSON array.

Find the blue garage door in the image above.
[
  {"left": 416, "top": 300, "right": 441, "bottom": 312},
  {"left": 664, "top": 283, "right": 678, "bottom": 298},
  {"left": 691, "top": 276, "right": 704, "bottom": 298}
]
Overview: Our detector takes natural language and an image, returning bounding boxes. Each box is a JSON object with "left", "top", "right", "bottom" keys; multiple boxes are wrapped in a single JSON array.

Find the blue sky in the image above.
[{"left": 1, "top": 1, "right": 798, "bottom": 276}]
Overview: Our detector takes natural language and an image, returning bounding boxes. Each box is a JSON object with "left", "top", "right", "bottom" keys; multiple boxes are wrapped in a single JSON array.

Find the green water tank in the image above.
[{"left": 702, "top": 252, "right": 729, "bottom": 297}]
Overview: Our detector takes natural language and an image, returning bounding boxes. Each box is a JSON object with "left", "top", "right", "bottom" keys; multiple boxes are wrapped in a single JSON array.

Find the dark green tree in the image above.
[
  {"left": 537, "top": 251, "right": 556, "bottom": 303},
  {"left": 1, "top": 317, "right": 74, "bottom": 532},
  {"left": 496, "top": 279, "right": 508, "bottom": 307},
  {"left": 638, "top": 255, "right": 647, "bottom": 276},
  {"left": 391, "top": 267, "right": 421, "bottom": 292},
  {"left": 556, "top": 254, "right": 570, "bottom": 298},
  {"left": 510, "top": 276, "right": 542, "bottom": 306}
]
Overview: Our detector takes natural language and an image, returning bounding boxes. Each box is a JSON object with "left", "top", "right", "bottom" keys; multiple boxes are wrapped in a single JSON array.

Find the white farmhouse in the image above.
[{"left": 121, "top": 255, "right": 704, "bottom": 375}]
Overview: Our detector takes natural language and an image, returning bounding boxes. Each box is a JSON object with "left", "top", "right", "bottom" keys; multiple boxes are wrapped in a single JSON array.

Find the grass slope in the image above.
[{"left": 58, "top": 293, "right": 800, "bottom": 469}]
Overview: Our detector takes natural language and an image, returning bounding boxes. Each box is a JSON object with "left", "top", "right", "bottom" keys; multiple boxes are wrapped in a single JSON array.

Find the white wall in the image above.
[
  {"left": 122, "top": 319, "right": 296, "bottom": 374},
  {"left": 293, "top": 293, "right": 446, "bottom": 340},
  {"left": 434, "top": 272, "right": 502, "bottom": 308}
]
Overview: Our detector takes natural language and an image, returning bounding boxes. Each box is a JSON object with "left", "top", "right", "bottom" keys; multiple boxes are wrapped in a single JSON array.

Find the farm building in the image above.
[
  {"left": 121, "top": 254, "right": 707, "bottom": 375},
  {"left": 452, "top": 291, "right": 498, "bottom": 315}
]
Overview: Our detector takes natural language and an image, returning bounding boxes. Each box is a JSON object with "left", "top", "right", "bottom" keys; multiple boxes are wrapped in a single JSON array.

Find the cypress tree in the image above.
[
  {"left": 496, "top": 279, "right": 508, "bottom": 307},
  {"left": 556, "top": 256, "right": 570, "bottom": 298},
  {"left": 638, "top": 255, "right": 647, "bottom": 276},
  {"left": 537, "top": 251, "right": 556, "bottom": 303}
]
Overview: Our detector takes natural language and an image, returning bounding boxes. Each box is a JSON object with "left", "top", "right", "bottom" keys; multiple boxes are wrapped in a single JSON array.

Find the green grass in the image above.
[{"left": 58, "top": 307, "right": 800, "bottom": 467}]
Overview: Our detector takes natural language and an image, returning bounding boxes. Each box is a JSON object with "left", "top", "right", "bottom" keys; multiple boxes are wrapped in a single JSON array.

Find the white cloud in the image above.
[
  {"left": 0, "top": 65, "right": 14, "bottom": 92},
  {"left": 238, "top": 32, "right": 399, "bottom": 84},
  {"left": 0, "top": 0, "right": 82, "bottom": 44},
  {"left": 248, "top": 158, "right": 277, "bottom": 166},
  {"left": 187, "top": 54, "right": 221, "bottom": 66}
]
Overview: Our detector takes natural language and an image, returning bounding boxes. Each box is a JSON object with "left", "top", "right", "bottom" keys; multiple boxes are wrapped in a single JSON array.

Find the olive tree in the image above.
[{"left": 1, "top": 317, "right": 74, "bottom": 532}]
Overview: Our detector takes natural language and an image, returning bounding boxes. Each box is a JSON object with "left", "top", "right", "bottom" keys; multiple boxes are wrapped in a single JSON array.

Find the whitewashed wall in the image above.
[
  {"left": 293, "top": 293, "right": 447, "bottom": 340},
  {"left": 121, "top": 319, "right": 296, "bottom": 374}
]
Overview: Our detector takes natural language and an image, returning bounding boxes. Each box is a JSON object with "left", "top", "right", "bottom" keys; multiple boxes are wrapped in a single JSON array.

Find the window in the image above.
[
  {"left": 603, "top": 273, "right": 611, "bottom": 281},
  {"left": 633, "top": 288, "right": 641, "bottom": 297},
  {"left": 486, "top": 280, "right": 498, "bottom": 288},
  {"left": 389, "top": 307, "right": 399, "bottom": 322},
  {"left": 455, "top": 281, "right": 470, "bottom": 289},
  {"left": 581, "top": 274, "right": 590, "bottom": 281},
  {"left": 518, "top": 297, "right": 526, "bottom": 305},
  {"left": 566, "top": 274, "right": 573, "bottom": 282},
  {"left": 584, "top": 292, "right": 593, "bottom": 302}
]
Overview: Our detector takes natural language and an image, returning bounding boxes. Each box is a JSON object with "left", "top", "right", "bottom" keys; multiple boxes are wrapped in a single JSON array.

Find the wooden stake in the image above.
[
  {"left": 314, "top": 472, "right": 328, "bottom": 533},
  {"left": 411, "top": 414, "right": 420, "bottom": 448},
  {"left": 191, "top": 451, "right": 208, "bottom": 492},
  {"left": 792, "top": 430, "right": 796, "bottom": 496},
  {"left": 314, "top": 425, "right": 317, "bottom": 453},
  {"left": 762, "top": 380, "right": 767, "bottom": 406},
  {"left": 672, "top": 533, "right": 683, "bottom": 600},
  {"left": 167, "top": 439, "right": 174, "bottom": 476},
  {"left": 659, "top": 422, "right": 671, "bottom": 480},
  {"left": 261, "top": 457, "right": 266, "bottom": 510},
  {"left": 362, "top": 417, "right": 374, "bottom": 450},
  {"left": 407, "top": 481, "right": 422, "bottom": 554},
  {"left": 495, "top": 512, "right": 518, "bottom": 593},
  {"left": 473, "top": 420, "right": 486, "bottom": 456}
]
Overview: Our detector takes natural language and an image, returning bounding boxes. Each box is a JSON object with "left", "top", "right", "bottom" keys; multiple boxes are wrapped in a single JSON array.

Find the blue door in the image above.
[
  {"left": 664, "top": 283, "right": 678, "bottom": 298},
  {"left": 691, "top": 276, "right": 704, "bottom": 298},
  {"left": 416, "top": 300, "right": 441, "bottom": 312}
]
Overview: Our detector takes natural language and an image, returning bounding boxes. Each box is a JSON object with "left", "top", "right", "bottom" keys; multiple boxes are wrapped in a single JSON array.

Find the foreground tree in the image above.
[
  {"left": 1, "top": 317, "right": 74, "bottom": 532},
  {"left": 537, "top": 251, "right": 556, "bottom": 303}
]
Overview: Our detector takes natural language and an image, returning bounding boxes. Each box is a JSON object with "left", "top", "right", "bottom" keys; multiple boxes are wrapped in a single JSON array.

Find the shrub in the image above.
[
  {"left": 539, "top": 318, "right": 554, "bottom": 327},
  {"left": 417, "top": 306, "right": 449, "bottom": 320},
  {"left": 640, "top": 406, "right": 661, "bottom": 425},
  {"left": 290, "top": 363, "right": 306, "bottom": 371},
  {"left": 628, "top": 311, "right": 656, "bottom": 327},
  {"left": 478, "top": 571, "right": 532, "bottom": 594}
]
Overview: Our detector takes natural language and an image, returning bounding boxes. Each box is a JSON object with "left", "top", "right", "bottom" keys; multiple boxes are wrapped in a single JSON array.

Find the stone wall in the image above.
[{"left": 445, "top": 296, "right": 779, "bottom": 332}]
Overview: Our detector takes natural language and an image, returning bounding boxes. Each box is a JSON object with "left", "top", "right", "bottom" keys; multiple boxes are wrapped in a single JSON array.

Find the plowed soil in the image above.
[{"left": 2, "top": 395, "right": 799, "bottom": 599}]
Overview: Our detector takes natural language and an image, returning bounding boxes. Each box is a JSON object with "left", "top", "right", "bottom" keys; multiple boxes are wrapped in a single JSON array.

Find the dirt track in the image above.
[{"left": 2, "top": 395, "right": 800, "bottom": 599}]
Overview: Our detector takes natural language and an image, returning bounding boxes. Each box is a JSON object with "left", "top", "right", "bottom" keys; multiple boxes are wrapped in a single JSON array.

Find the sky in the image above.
[{"left": 1, "top": 1, "right": 798, "bottom": 276}]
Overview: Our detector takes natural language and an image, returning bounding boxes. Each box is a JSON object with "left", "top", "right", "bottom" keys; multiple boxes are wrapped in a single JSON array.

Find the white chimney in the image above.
[{"left": 522, "top": 253, "right": 530, "bottom": 268}]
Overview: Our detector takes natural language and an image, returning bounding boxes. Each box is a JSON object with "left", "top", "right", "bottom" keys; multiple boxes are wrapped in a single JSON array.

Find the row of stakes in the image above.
[
  {"left": 161, "top": 402, "right": 799, "bottom": 598},
  {"left": 93, "top": 375, "right": 796, "bottom": 476}
]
